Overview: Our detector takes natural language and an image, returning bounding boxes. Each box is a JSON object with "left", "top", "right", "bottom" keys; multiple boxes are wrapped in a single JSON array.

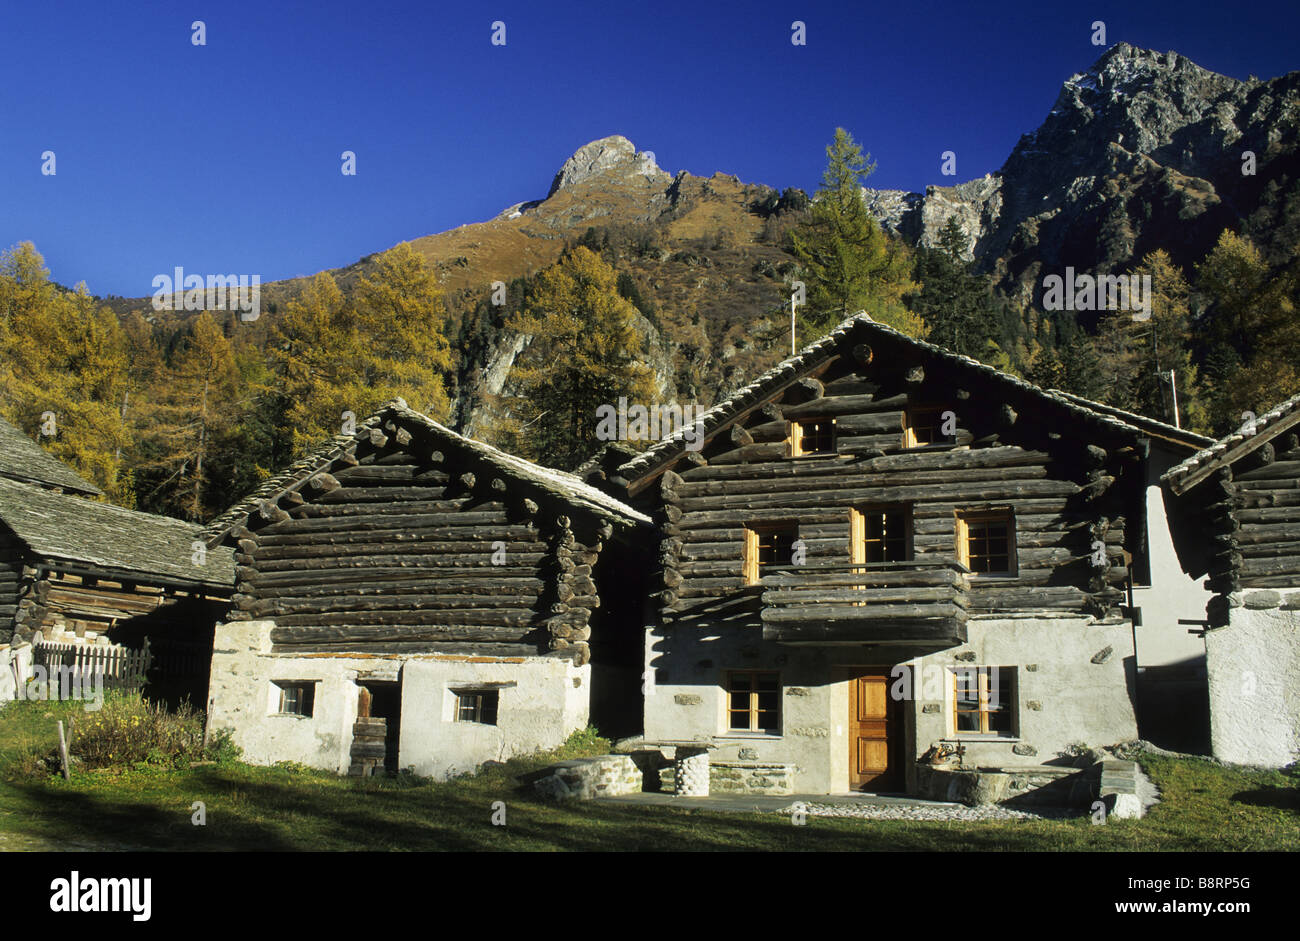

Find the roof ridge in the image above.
[
  {"left": 1162, "top": 391, "right": 1300, "bottom": 491},
  {"left": 617, "top": 311, "right": 1170, "bottom": 480}
]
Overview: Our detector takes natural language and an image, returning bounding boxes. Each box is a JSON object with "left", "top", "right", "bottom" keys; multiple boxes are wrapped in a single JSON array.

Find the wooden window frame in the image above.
[
  {"left": 850, "top": 505, "right": 913, "bottom": 565},
  {"left": 743, "top": 522, "right": 799, "bottom": 585},
  {"left": 902, "top": 406, "right": 953, "bottom": 450},
  {"left": 453, "top": 689, "right": 499, "bottom": 725},
  {"left": 790, "top": 418, "right": 836, "bottom": 457},
  {"left": 274, "top": 681, "right": 316, "bottom": 717},
  {"left": 725, "top": 670, "right": 781, "bottom": 734},
  {"left": 950, "top": 666, "right": 1017, "bottom": 737},
  {"left": 954, "top": 508, "right": 1017, "bottom": 577}
]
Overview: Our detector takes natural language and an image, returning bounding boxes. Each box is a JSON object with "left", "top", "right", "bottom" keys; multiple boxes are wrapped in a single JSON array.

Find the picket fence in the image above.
[{"left": 31, "top": 638, "right": 153, "bottom": 692}]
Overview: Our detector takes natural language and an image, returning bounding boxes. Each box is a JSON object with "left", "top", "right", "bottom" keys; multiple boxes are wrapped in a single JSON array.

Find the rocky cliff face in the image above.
[
  {"left": 546, "top": 135, "right": 671, "bottom": 197},
  {"left": 864, "top": 43, "right": 1300, "bottom": 308}
]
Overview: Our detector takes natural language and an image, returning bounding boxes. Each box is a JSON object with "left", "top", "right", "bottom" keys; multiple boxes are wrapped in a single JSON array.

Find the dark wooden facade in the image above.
[
  {"left": 600, "top": 317, "right": 1182, "bottom": 649},
  {"left": 1164, "top": 396, "right": 1300, "bottom": 622},
  {"left": 209, "top": 401, "right": 651, "bottom": 669}
]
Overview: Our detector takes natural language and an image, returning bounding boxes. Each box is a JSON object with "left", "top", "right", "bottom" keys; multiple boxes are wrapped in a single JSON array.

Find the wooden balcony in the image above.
[{"left": 760, "top": 560, "right": 970, "bottom": 648}]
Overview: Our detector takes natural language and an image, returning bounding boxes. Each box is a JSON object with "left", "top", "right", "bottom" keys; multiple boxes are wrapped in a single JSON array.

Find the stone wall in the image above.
[
  {"left": 1206, "top": 591, "right": 1300, "bottom": 767},
  {"left": 533, "top": 755, "right": 642, "bottom": 800},
  {"left": 207, "top": 619, "right": 591, "bottom": 779}
]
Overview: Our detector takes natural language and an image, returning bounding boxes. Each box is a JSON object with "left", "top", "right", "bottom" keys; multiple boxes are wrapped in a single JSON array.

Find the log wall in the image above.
[
  {"left": 634, "top": 349, "right": 1139, "bottom": 633},
  {"left": 231, "top": 418, "right": 621, "bottom": 663}
]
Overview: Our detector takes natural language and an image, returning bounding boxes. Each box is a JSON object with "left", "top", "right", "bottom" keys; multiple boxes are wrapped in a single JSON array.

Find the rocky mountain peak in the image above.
[{"left": 547, "top": 135, "right": 668, "bottom": 198}]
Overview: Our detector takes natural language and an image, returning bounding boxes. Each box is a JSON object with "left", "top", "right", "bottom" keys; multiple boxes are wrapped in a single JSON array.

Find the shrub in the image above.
[
  {"left": 68, "top": 692, "right": 205, "bottom": 770},
  {"left": 204, "top": 727, "right": 242, "bottom": 766}
]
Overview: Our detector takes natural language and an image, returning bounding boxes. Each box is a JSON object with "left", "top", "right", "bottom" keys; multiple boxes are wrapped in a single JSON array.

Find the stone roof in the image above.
[
  {"left": 1048, "top": 391, "right": 1214, "bottom": 449},
  {"left": 0, "top": 415, "right": 101, "bottom": 496},
  {"left": 0, "top": 476, "right": 234, "bottom": 590},
  {"left": 616, "top": 312, "right": 1208, "bottom": 482},
  {"left": 205, "top": 400, "right": 651, "bottom": 546},
  {"left": 1161, "top": 392, "right": 1300, "bottom": 495}
]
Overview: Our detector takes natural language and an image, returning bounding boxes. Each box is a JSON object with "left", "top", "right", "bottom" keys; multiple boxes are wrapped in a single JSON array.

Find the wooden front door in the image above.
[{"left": 849, "top": 667, "right": 900, "bottom": 792}]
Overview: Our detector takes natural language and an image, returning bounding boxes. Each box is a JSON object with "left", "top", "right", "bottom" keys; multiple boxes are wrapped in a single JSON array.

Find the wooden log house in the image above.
[
  {"left": 202, "top": 399, "right": 652, "bottom": 779},
  {"left": 1162, "top": 393, "right": 1300, "bottom": 768},
  {"left": 0, "top": 416, "right": 234, "bottom": 705},
  {"left": 593, "top": 313, "right": 1212, "bottom": 797}
]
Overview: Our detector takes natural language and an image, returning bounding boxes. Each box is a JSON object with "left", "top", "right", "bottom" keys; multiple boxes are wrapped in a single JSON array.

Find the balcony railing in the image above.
[{"left": 759, "top": 559, "right": 970, "bottom": 648}]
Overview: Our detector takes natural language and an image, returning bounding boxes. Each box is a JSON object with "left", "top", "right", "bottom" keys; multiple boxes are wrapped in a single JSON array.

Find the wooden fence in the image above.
[{"left": 32, "top": 638, "right": 153, "bottom": 694}]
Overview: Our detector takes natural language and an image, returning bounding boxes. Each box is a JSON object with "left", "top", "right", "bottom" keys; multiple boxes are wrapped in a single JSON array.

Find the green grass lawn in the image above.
[{"left": 0, "top": 698, "right": 1295, "bottom": 851}]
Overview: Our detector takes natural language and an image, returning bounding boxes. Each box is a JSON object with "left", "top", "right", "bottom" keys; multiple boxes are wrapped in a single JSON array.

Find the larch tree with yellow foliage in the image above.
[{"left": 505, "top": 246, "right": 657, "bottom": 470}]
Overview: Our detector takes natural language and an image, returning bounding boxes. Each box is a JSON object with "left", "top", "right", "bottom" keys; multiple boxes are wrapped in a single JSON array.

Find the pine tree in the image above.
[
  {"left": 909, "top": 216, "right": 1003, "bottom": 360},
  {"left": 789, "top": 129, "right": 923, "bottom": 338},
  {"left": 506, "top": 247, "right": 657, "bottom": 469}
]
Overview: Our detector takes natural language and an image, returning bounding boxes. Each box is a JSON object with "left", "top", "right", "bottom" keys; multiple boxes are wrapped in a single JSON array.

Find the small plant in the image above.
[
  {"left": 65, "top": 691, "right": 204, "bottom": 770},
  {"left": 204, "top": 727, "right": 242, "bottom": 766}
]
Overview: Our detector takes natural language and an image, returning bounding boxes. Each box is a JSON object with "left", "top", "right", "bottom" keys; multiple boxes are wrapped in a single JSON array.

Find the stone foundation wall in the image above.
[
  {"left": 658, "top": 760, "right": 796, "bottom": 796},
  {"left": 533, "top": 755, "right": 642, "bottom": 800}
]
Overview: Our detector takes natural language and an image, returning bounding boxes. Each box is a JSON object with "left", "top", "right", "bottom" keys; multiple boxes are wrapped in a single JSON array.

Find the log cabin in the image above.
[
  {"left": 202, "top": 399, "right": 652, "bottom": 779},
  {"left": 0, "top": 415, "right": 234, "bottom": 705},
  {"left": 595, "top": 313, "right": 1213, "bottom": 798},
  {"left": 1162, "top": 393, "right": 1300, "bottom": 768}
]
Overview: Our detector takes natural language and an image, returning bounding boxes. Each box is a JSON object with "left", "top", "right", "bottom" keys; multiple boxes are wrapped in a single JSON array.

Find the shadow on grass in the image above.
[{"left": 1230, "top": 786, "right": 1300, "bottom": 811}]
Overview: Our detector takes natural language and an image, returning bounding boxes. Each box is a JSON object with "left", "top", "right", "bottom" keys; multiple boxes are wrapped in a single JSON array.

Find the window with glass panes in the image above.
[
  {"left": 859, "top": 507, "right": 911, "bottom": 563},
  {"left": 903, "top": 407, "right": 950, "bottom": 448},
  {"left": 727, "top": 671, "right": 781, "bottom": 733},
  {"left": 956, "top": 509, "right": 1016, "bottom": 575},
  {"left": 454, "top": 689, "right": 499, "bottom": 725},
  {"left": 743, "top": 524, "right": 799, "bottom": 584},
  {"left": 275, "top": 682, "right": 315, "bottom": 717},
  {"left": 951, "top": 666, "right": 1015, "bottom": 735},
  {"left": 792, "top": 419, "right": 835, "bottom": 456}
]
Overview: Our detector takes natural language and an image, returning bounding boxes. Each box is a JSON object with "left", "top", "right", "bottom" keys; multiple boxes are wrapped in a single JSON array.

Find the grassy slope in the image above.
[{"left": 0, "top": 700, "right": 1295, "bottom": 852}]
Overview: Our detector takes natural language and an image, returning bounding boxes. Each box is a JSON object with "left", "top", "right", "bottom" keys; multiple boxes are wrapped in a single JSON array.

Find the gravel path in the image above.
[{"left": 780, "top": 801, "right": 1083, "bottom": 821}]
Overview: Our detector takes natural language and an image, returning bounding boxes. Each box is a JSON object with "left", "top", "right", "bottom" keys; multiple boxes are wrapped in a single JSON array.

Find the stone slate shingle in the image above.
[{"left": 0, "top": 475, "right": 234, "bottom": 589}]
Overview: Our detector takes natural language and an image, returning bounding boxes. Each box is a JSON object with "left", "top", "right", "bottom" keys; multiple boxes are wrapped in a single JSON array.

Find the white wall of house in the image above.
[
  {"left": 1132, "top": 445, "right": 1213, "bottom": 668},
  {"left": 910, "top": 615, "right": 1139, "bottom": 772},
  {"left": 1207, "top": 593, "right": 1300, "bottom": 767},
  {"left": 643, "top": 612, "right": 1139, "bottom": 795},
  {"left": 207, "top": 620, "right": 591, "bottom": 779}
]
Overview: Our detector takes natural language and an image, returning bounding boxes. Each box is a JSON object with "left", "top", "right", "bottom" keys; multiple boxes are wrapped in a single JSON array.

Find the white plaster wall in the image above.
[
  {"left": 912, "top": 615, "right": 1139, "bottom": 768},
  {"left": 1133, "top": 448, "right": 1213, "bottom": 667},
  {"left": 1207, "top": 602, "right": 1300, "bottom": 767},
  {"left": 644, "top": 613, "right": 1139, "bottom": 794},
  {"left": 207, "top": 619, "right": 593, "bottom": 779},
  {"left": 643, "top": 624, "right": 841, "bottom": 792},
  {"left": 399, "top": 657, "right": 589, "bottom": 780}
]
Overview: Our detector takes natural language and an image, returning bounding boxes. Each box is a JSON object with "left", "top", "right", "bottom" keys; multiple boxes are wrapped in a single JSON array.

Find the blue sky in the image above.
[{"left": 2, "top": 0, "right": 1296, "bottom": 297}]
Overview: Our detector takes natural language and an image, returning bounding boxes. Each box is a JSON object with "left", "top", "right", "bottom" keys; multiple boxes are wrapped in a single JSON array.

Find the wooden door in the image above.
[{"left": 849, "top": 667, "right": 900, "bottom": 792}]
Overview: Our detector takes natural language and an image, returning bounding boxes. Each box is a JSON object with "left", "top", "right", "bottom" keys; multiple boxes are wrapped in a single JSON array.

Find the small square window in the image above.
[
  {"left": 727, "top": 671, "right": 781, "bottom": 733},
  {"left": 792, "top": 419, "right": 835, "bottom": 456},
  {"left": 275, "top": 681, "right": 315, "bottom": 717},
  {"left": 852, "top": 506, "right": 912, "bottom": 564},
  {"left": 903, "top": 407, "right": 953, "bottom": 449},
  {"left": 955, "top": 509, "right": 1017, "bottom": 575},
  {"left": 454, "top": 690, "right": 499, "bottom": 725},
  {"left": 951, "top": 667, "right": 1016, "bottom": 736},
  {"left": 743, "top": 524, "right": 799, "bottom": 584}
]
